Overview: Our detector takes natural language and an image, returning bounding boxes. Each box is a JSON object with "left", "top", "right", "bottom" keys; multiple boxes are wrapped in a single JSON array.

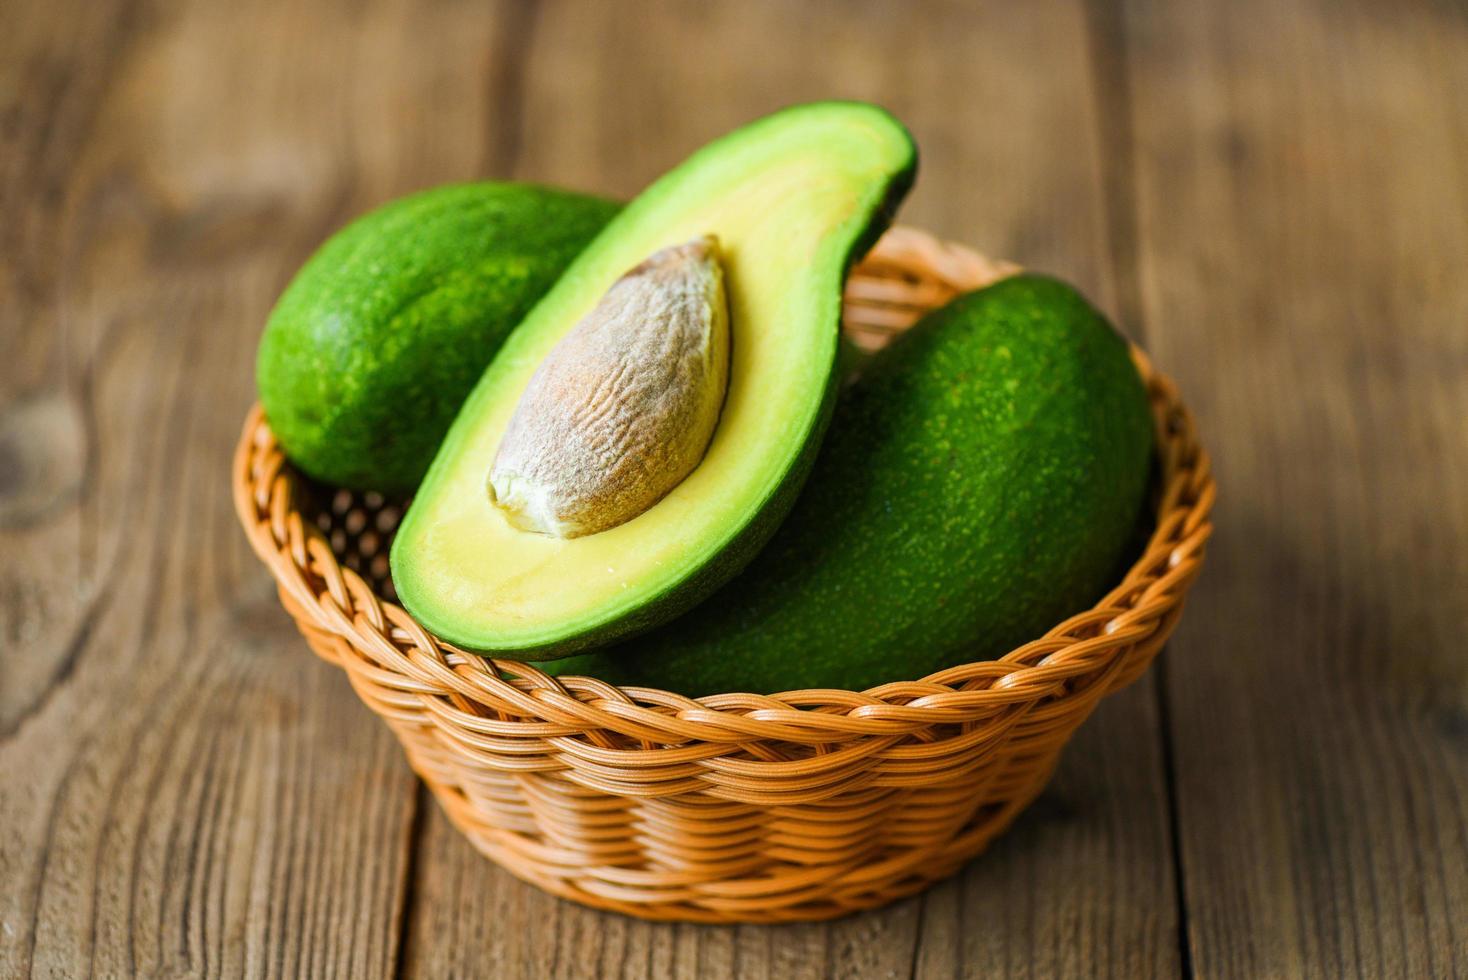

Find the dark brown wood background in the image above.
[{"left": 3, "top": 0, "right": 1465, "bottom": 976}]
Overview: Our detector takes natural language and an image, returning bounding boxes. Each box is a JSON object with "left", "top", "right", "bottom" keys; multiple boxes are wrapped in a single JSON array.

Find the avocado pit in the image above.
[{"left": 488, "top": 235, "right": 730, "bottom": 538}]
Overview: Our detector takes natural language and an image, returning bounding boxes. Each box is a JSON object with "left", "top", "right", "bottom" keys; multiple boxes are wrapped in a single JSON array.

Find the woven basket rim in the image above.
[{"left": 232, "top": 226, "right": 1214, "bottom": 747}]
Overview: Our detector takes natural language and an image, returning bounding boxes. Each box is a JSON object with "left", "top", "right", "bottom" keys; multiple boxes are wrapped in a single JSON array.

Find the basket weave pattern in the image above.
[{"left": 233, "top": 228, "right": 1214, "bottom": 923}]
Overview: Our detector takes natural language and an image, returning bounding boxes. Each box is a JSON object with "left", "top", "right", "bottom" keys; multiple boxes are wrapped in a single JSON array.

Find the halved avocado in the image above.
[{"left": 391, "top": 102, "right": 916, "bottom": 658}]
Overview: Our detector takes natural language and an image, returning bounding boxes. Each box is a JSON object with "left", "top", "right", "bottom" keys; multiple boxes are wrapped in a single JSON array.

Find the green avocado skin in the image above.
[
  {"left": 256, "top": 183, "right": 619, "bottom": 496},
  {"left": 549, "top": 275, "right": 1155, "bottom": 696}
]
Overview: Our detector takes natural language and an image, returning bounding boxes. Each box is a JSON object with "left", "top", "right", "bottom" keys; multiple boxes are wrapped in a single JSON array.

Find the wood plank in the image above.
[
  {"left": 0, "top": 0, "right": 532, "bottom": 975},
  {"left": 1121, "top": 0, "right": 1468, "bottom": 975},
  {"left": 401, "top": 2, "right": 1180, "bottom": 977}
]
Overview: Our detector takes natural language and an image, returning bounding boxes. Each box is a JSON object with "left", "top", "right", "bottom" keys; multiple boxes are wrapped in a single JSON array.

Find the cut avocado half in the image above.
[{"left": 391, "top": 102, "right": 917, "bottom": 658}]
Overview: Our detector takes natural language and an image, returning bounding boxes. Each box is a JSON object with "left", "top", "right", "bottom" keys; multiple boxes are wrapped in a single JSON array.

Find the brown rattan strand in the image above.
[{"left": 232, "top": 227, "right": 1214, "bottom": 923}]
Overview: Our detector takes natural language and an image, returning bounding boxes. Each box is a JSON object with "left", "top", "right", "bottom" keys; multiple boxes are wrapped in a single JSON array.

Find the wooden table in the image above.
[{"left": 4, "top": 1, "right": 1465, "bottom": 976}]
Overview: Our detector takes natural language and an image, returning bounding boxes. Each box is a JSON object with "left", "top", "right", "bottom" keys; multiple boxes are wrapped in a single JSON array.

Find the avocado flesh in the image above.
[
  {"left": 550, "top": 276, "right": 1156, "bottom": 695},
  {"left": 257, "top": 182, "right": 619, "bottom": 496},
  {"left": 391, "top": 102, "right": 918, "bottom": 658}
]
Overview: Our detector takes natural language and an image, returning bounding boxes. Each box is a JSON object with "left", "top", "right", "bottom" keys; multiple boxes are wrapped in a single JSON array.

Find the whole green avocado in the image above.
[
  {"left": 257, "top": 182, "right": 619, "bottom": 496},
  {"left": 548, "top": 275, "right": 1155, "bottom": 695}
]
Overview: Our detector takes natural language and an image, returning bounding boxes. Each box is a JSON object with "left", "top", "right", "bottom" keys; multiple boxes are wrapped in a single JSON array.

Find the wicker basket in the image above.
[{"left": 232, "top": 227, "right": 1214, "bottom": 923}]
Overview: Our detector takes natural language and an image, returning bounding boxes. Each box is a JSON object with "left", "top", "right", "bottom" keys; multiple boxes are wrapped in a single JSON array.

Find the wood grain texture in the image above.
[
  {"left": 1119, "top": 0, "right": 1468, "bottom": 975},
  {"left": 400, "top": 1, "right": 1179, "bottom": 977},
  {"left": 4, "top": 0, "right": 1465, "bottom": 976},
  {"left": 0, "top": 0, "right": 530, "bottom": 976}
]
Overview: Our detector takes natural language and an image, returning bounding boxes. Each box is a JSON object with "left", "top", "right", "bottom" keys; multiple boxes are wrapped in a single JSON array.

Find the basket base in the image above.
[
  {"left": 421, "top": 753, "right": 1059, "bottom": 924},
  {"left": 288, "top": 584, "right": 1169, "bottom": 925}
]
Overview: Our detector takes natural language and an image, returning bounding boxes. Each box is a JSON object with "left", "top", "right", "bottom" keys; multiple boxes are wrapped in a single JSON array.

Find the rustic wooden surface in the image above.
[{"left": 1, "top": 0, "right": 1463, "bottom": 976}]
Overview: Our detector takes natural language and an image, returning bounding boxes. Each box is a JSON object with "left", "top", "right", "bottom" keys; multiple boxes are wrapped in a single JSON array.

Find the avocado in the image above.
[
  {"left": 549, "top": 276, "right": 1155, "bottom": 695},
  {"left": 257, "top": 182, "right": 619, "bottom": 496},
  {"left": 391, "top": 102, "right": 918, "bottom": 658}
]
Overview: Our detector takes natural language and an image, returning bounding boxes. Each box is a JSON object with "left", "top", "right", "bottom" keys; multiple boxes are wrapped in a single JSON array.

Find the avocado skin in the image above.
[
  {"left": 549, "top": 275, "right": 1155, "bottom": 695},
  {"left": 257, "top": 183, "right": 619, "bottom": 496}
]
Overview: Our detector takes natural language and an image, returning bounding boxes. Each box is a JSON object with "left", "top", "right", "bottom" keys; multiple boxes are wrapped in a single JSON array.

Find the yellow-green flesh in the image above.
[{"left": 391, "top": 103, "right": 916, "bottom": 654}]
